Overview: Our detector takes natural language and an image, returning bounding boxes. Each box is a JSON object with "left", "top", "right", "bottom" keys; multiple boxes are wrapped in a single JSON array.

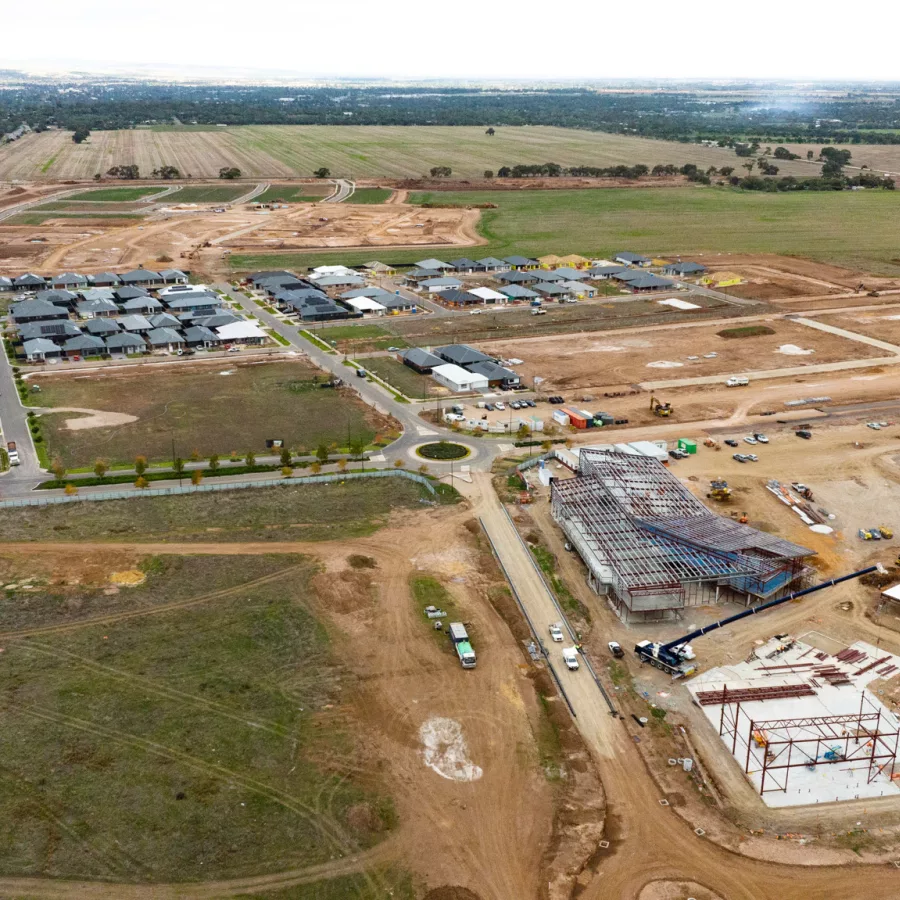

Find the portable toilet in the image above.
[{"left": 677, "top": 438, "right": 698, "bottom": 454}]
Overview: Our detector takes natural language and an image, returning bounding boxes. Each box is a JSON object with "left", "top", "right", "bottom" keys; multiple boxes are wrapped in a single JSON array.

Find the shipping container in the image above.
[
  {"left": 677, "top": 438, "right": 698, "bottom": 454},
  {"left": 560, "top": 408, "right": 589, "bottom": 429},
  {"left": 552, "top": 409, "right": 570, "bottom": 427}
]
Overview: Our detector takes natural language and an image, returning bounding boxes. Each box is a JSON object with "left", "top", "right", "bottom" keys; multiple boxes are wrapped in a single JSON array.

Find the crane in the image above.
[{"left": 635, "top": 563, "right": 884, "bottom": 676}]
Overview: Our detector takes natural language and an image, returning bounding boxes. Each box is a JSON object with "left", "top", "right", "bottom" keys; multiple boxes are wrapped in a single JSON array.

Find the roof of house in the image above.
[
  {"left": 421, "top": 277, "right": 463, "bottom": 289},
  {"left": 275, "top": 288, "right": 328, "bottom": 302},
  {"left": 311, "top": 265, "right": 357, "bottom": 276},
  {"left": 431, "top": 363, "right": 488, "bottom": 385},
  {"left": 10, "top": 298, "right": 66, "bottom": 319},
  {"left": 536, "top": 270, "right": 566, "bottom": 282},
  {"left": 311, "top": 274, "right": 366, "bottom": 287},
  {"left": 14, "top": 273, "right": 47, "bottom": 286},
  {"left": 406, "top": 268, "right": 442, "bottom": 279},
  {"left": 497, "top": 270, "right": 538, "bottom": 284},
  {"left": 85, "top": 318, "right": 121, "bottom": 335},
  {"left": 159, "top": 268, "right": 187, "bottom": 280},
  {"left": 18, "top": 320, "right": 81, "bottom": 340},
  {"left": 626, "top": 274, "right": 675, "bottom": 289},
  {"left": 469, "top": 286, "right": 507, "bottom": 302},
  {"left": 504, "top": 255, "right": 538, "bottom": 266},
  {"left": 360, "top": 261, "right": 394, "bottom": 272},
  {"left": 105, "top": 332, "right": 146, "bottom": 349},
  {"left": 340, "top": 286, "right": 392, "bottom": 299},
  {"left": 54, "top": 272, "right": 89, "bottom": 285},
  {"left": 414, "top": 258, "right": 452, "bottom": 270},
  {"left": 587, "top": 265, "right": 629, "bottom": 277},
  {"left": 89, "top": 272, "right": 121, "bottom": 284},
  {"left": 119, "top": 314, "right": 153, "bottom": 331},
  {"left": 77, "top": 298, "right": 119, "bottom": 314},
  {"left": 146, "top": 327, "right": 185, "bottom": 345},
  {"left": 63, "top": 334, "right": 106, "bottom": 352},
  {"left": 36, "top": 289, "right": 77, "bottom": 304},
  {"left": 149, "top": 313, "right": 182, "bottom": 329},
  {"left": 345, "top": 297, "right": 388, "bottom": 312},
  {"left": 614, "top": 252, "right": 651, "bottom": 263},
  {"left": 194, "top": 313, "right": 241, "bottom": 329},
  {"left": 79, "top": 287, "right": 117, "bottom": 303},
  {"left": 551, "top": 267, "right": 584, "bottom": 279},
  {"left": 665, "top": 261, "right": 707, "bottom": 274},
  {"left": 448, "top": 258, "right": 481, "bottom": 269},
  {"left": 613, "top": 269, "right": 644, "bottom": 281},
  {"left": 120, "top": 268, "right": 161, "bottom": 283},
  {"left": 561, "top": 280, "right": 592, "bottom": 293},
  {"left": 436, "top": 289, "right": 480, "bottom": 304},
  {"left": 115, "top": 286, "right": 150, "bottom": 300},
  {"left": 500, "top": 285, "right": 539, "bottom": 298},
  {"left": 0, "top": 276, "right": 14, "bottom": 287},
  {"left": 248, "top": 270, "right": 296, "bottom": 284},
  {"left": 215, "top": 321, "right": 267, "bottom": 341},
  {"left": 466, "top": 360, "right": 519, "bottom": 381},
  {"left": 378, "top": 294, "right": 412, "bottom": 309},
  {"left": 164, "top": 293, "right": 219, "bottom": 310},
  {"left": 183, "top": 325, "right": 219, "bottom": 343},
  {"left": 402, "top": 348, "right": 443, "bottom": 368},
  {"left": 557, "top": 254, "right": 590, "bottom": 266},
  {"left": 23, "top": 338, "right": 60, "bottom": 355},
  {"left": 435, "top": 344, "right": 493, "bottom": 366},
  {"left": 121, "top": 296, "right": 163, "bottom": 311},
  {"left": 476, "top": 257, "right": 507, "bottom": 268},
  {"left": 533, "top": 282, "right": 570, "bottom": 295}
]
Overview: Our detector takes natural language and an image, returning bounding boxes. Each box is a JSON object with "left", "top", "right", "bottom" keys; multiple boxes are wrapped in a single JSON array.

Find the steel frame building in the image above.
[{"left": 551, "top": 449, "right": 813, "bottom": 621}]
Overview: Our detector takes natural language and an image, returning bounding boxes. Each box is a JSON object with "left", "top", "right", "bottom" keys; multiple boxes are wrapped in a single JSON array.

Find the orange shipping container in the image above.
[{"left": 560, "top": 407, "right": 589, "bottom": 429}]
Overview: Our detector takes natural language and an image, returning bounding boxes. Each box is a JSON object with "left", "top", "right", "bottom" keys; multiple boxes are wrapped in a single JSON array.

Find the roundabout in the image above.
[{"left": 415, "top": 441, "right": 472, "bottom": 461}]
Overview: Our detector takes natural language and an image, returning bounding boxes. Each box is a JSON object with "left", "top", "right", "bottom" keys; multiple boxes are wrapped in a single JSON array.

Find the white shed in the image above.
[{"left": 431, "top": 363, "right": 489, "bottom": 393}]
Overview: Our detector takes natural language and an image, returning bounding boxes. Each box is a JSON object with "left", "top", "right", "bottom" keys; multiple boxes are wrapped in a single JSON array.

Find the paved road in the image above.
[
  {"left": 232, "top": 182, "right": 270, "bottom": 205},
  {"left": 325, "top": 179, "right": 355, "bottom": 203},
  {"left": 0, "top": 349, "right": 44, "bottom": 490}
]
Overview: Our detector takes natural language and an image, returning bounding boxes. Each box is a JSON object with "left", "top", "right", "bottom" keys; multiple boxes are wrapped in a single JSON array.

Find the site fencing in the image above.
[{"left": 0, "top": 469, "right": 435, "bottom": 509}]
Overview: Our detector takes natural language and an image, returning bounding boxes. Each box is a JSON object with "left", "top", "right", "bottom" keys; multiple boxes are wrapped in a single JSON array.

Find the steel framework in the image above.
[
  {"left": 717, "top": 693, "right": 900, "bottom": 796},
  {"left": 552, "top": 450, "right": 812, "bottom": 617}
]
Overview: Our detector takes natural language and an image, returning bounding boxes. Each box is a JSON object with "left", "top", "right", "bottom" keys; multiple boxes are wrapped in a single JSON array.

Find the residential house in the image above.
[
  {"left": 105, "top": 332, "right": 147, "bottom": 356},
  {"left": 63, "top": 334, "right": 107, "bottom": 358},
  {"left": 287, "top": 295, "right": 350, "bottom": 321},
  {"left": 258, "top": 276, "right": 310, "bottom": 295},
  {"left": 613, "top": 252, "right": 652, "bottom": 267},
  {"left": 359, "top": 261, "right": 395, "bottom": 275},
  {"left": 476, "top": 257, "right": 507, "bottom": 271},
  {"left": 36, "top": 289, "right": 78, "bottom": 307},
  {"left": 431, "top": 363, "right": 489, "bottom": 393},
  {"left": 194, "top": 312, "right": 240, "bottom": 329},
  {"left": 76, "top": 297, "right": 119, "bottom": 318},
  {"left": 434, "top": 344, "right": 494, "bottom": 367},
  {"left": 587, "top": 266, "right": 629, "bottom": 280},
  {"left": 120, "top": 296, "right": 163, "bottom": 315},
  {"left": 499, "top": 285, "right": 540, "bottom": 302},
  {"left": 17, "top": 320, "right": 82, "bottom": 343},
  {"left": 215, "top": 321, "right": 267, "bottom": 345},
  {"left": 23, "top": 338, "right": 62, "bottom": 362},
  {"left": 622, "top": 274, "right": 675, "bottom": 292},
  {"left": 9, "top": 298, "right": 69, "bottom": 323},
  {"left": 247, "top": 270, "right": 297, "bottom": 287},
  {"left": 560, "top": 280, "right": 595, "bottom": 298},
  {"left": 13, "top": 273, "right": 47, "bottom": 291},
  {"left": 448, "top": 258, "right": 484, "bottom": 273},
  {"left": 89, "top": 272, "right": 121, "bottom": 287},
  {"left": 533, "top": 282, "right": 572, "bottom": 300},
  {"left": 379, "top": 294, "right": 417, "bottom": 314},
  {"left": 344, "top": 297, "right": 387, "bottom": 316},
  {"left": 434, "top": 289, "right": 481, "bottom": 308},
  {"left": 419, "top": 277, "right": 463, "bottom": 294},
  {"left": 78, "top": 287, "right": 117, "bottom": 304},
  {"left": 158, "top": 268, "right": 188, "bottom": 284},
  {"left": 504, "top": 255, "right": 539, "bottom": 270},
  {"left": 413, "top": 258, "right": 453, "bottom": 271},
  {"left": 149, "top": 312, "right": 183, "bottom": 330},
  {"left": 84, "top": 318, "right": 121, "bottom": 337},
  {"left": 340, "top": 286, "right": 393, "bottom": 300},
  {"left": 273, "top": 288, "right": 329, "bottom": 312},
  {"left": 119, "top": 268, "right": 161, "bottom": 287},
  {"left": 163, "top": 295, "right": 220, "bottom": 315},
  {"left": 183, "top": 325, "right": 220, "bottom": 348},
  {"left": 496, "top": 270, "right": 538, "bottom": 285},
  {"left": 146, "top": 327, "right": 186, "bottom": 352},
  {"left": 662, "top": 261, "right": 708, "bottom": 277},
  {"left": 310, "top": 274, "right": 366, "bottom": 289},
  {"left": 551, "top": 267, "right": 584, "bottom": 280},
  {"left": 0, "top": 276, "right": 13, "bottom": 293},
  {"left": 51, "top": 272, "right": 89, "bottom": 290},
  {"left": 465, "top": 360, "right": 520, "bottom": 389},
  {"left": 119, "top": 314, "right": 154, "bottom": 333},
  {"left": 468, "top": 286, "right": 507, "bottom": 305},
  {"left": 402, "top": 348, "right": 443, "bottom": 374},
  {"left": 115, "top": 286, "right": 150, "bottom": 301},
  {"left": 403, "top": 268, "right": 443, "bottom": 283}
]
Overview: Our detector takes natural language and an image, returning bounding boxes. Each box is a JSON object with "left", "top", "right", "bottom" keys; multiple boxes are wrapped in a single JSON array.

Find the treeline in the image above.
[
  {"left": 735, "top": 172, "right": 895, "bottom": 192},
  {"left": 2, "top": 81, "right": 900, "bottom": 143},
  {"left": 489, "top": 162, "right": 732, "bottom": 183}
]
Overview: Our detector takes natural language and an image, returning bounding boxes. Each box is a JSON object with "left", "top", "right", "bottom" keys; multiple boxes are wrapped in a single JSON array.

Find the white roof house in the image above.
[
  {"left": 215, "top": 321, "right": 268, "bottom": 342},
  {"left": 431, "top": 363, "right": 489, "bottom": 393},
  {"left": 345, "top": 297, "right": 387, "bottom": 314},
  {"left": 469, "top": 287, "right": 507, "bottom": 303},
  {"left": 159, "top": 283, "right": 209, "bottom": 297},
  {"left": 311, "top": 265, "right": 357, "bottom": 276}
]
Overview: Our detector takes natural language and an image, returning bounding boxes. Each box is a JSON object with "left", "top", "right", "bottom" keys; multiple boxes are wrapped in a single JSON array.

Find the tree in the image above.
[
  {"left": 280, "top": 446, "right": 292, "bottom": 467},
  {"left": 135, "top": 476, "right": 148, "bottom": 489},
  {"left": 743, "top": 161, "right": 755, "bottom": 176},
  {"left": 107, "top": 164, "right": 140, "bottom": 179},
  {"left": 774, "top": 146, "right": 799, "bottom": 160},
  {"left": 72, "top": 129, "right": 90, "bottom": 144},
  {"left": 208, "top": 454, "right": 220, "bottom": 473},
  {"left": 219, "top": 166, "right": 241, "bottom": 179},
  {"left": 93, "top": 173, "right": 101, "bottom": 181},
  {"left": 348, "top": 436, "right": 366, "bottom": 471},
  {"left": 191, "top": 469, "right": 203, "bottom": 486},
  {"left": 134, "top": 455, "right": 147, "bottom": 476},
  {"left": 429, "top": 166, "right": 452, "bottom": 178},
  {"left": 337, "top": 458, "right": 347, "bottom": 472},
  {"left": 719, "top": 166, "right": 734, "bottom": 176},
  {"left": 807, "top": 150, "right": 814, "bottom": 160},
  {"left": 310, "top": 461, "right": 321, "bottom": 474},
  {"left": 63, "top": 482, "right": 78, "bottom": 496},
  {"left": 418, "top": 463, "right": 429, "bottom": 475},
  {"left": 485, "top": 127, "right": 495, "bottom": 136},
  {"left": 151, "top": 165, "right": 180, "bottom": 179},
  {"left": 483, "top": 170, "right": 494, "bottom": 179},
  {"left": 541, "top": 440, "right": 553, "bottom": 452},
  {"left": 394, "top": 458, "right": 404, "bottom": 468},
  {"left": 316, "top": 443, "right": 330, "bottom": 465},
  {"left": 190, "top": 448, "right": 201, "bottom": 461},
  {"left": 517, "top": 423, "right": 530, "bottom": 441},
  {"left": 314, "top": 167, "right": 331, "bottom": 178},
  {"left": 246, "top": 450, "right": 256, "bottom": 467},
  {"left": 51, "top": 458, "right": 66, "bottom": 482},
  {"left": 93, "top": 459, "right": 108, "bottom": 479},
  {"left": 282, "top": 466, "right": 293, "bottom": 477},
  {"left": 172, "top": 457, "right": 185, "bottom": 476},
  {"left": 497, "top": 166, "right": 511, "bottom": 178}
]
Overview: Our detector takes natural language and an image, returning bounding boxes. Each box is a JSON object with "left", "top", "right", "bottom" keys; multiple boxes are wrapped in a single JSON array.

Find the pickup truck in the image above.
[
  {"left": 549, "top": 623, "right": 564, "bottom": 642},
  {"left": 6, "top": 441, "right": 20, "bottom": 466},
  {"left": 562, "top": 647, "right": 580, "bottom": 670}
]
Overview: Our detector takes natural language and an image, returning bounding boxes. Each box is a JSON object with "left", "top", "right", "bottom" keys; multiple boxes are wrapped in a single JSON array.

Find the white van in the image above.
[
  {"left": 562, "top": 647, "right": 580, "bottom": 671},
  {"left": 726, "top": 376, "right": 749, "bottom": 387}
]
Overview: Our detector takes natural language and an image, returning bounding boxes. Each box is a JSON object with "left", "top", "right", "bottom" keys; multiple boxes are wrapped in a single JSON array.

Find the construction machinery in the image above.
[
  {"left": 708, "top": 479, "right": 732, "bottom": 502},
  {"left": 703, "top": 438, "right": 721, "bottom": 451},
  {"left": 635, "top": 564, "right": 884, "bottom": 677},
  {"left": 879, "top": 525, "right": 894, "bottom": 539},
  {"left": 650, "top": 396, "right": 673, "bottom": 418}
]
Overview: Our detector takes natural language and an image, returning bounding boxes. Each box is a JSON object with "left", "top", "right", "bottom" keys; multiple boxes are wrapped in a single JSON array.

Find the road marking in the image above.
[
  {"left": 416, "top": 427, "right": 438, "bottom": 436},
  {"left": 369, "top": 453, "right": 386, "bottom": 462},
  {"left": 498, "top": 443, "right": 513, "bottom": 451}
]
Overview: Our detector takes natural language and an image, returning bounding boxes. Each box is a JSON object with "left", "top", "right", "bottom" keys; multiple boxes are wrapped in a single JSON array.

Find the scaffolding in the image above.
[
  {"left": 717, "top": 693, "right": 900, "bottom": 796},
  {"left": 552, "top": 450, "right": 813, "bottom": 620}
]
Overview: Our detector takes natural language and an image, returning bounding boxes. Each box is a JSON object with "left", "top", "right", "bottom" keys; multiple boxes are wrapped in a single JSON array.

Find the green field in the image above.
[
  {"left": 67, "top": 186, "right": 169, "bottom": 201},
  {"left": 4, "top": 212, "right": 143, "bottom": 225},
  {"left": 32, "top": 360, "right": 392, "bottom": 468},
  {"left": 356, "top": 356, "right": 435, "bottom": 399},
  {"left": 232, "top": 186, "right": 900, "bottom": 275},
  {"left": 255, "top": 183, "right": 333, "bottom": 203},
  {"left": 0, "top": 478, "right": 429, "bottom": 543},
  {"left": 0, "top": 553, "right": 400, "bottom": 883},
  {"left": 349, "top": 188, "right": 392, "bottom": 204},
  {"left": 170, "top": 184, "right": 249, "bottom": 203},
  {"left": 315, "top": 325, "right": 408, "bottom": 353}
]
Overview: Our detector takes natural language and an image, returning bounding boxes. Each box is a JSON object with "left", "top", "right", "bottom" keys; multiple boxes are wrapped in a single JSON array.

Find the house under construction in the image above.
[{"left": 551, "top": 449, "right": 814, "bottom": 622}]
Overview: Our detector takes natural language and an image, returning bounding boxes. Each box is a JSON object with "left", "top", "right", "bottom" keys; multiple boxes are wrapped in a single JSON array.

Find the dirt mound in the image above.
[
  {"left": 424, "top": 888, "right": 483, "bottom": 900},
  {"left": 109, "top": 569, "right": 146, "bottom": 586}
]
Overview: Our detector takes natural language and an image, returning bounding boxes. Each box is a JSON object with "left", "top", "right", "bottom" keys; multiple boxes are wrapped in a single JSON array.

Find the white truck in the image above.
[
  {"left": 562, "top": 647, "right": 580, "bottom": 670},
  {"left": 449, "top": 622, "right": 477, "bottom": 669},
  {"left": 6, "top": 441, "right": 19, "bottom": 466},
  {"left": 726, "top": 376, "right": 749, "bottom": 387}
]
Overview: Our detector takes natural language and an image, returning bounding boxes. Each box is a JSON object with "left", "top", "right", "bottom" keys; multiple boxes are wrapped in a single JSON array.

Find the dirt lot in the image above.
[
  {"left": 476, "top": 318, "right": 882, "bottom": 392},
  {"left": 814, "top": 310, "right": 900, "bottom": 346}
]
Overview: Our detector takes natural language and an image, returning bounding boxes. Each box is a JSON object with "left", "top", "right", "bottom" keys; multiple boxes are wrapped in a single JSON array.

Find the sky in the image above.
[{"left": 4, "top": 0, "right": 900, "bottom": 82}]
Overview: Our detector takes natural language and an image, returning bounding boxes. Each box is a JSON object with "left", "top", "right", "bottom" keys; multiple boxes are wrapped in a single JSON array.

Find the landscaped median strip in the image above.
[{"left": 300, "top": 330, "right": 336, "bottom": 353}]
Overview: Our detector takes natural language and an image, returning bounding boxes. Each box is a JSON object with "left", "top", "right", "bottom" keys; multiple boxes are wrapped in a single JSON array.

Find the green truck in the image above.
[{"left": 449, "top": 622, "right": 477, "bottom": 669}]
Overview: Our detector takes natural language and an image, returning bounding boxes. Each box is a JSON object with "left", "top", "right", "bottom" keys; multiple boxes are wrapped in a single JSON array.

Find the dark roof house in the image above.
[{"left": 402, "top": 348, "right": 443, "bottom": 373}]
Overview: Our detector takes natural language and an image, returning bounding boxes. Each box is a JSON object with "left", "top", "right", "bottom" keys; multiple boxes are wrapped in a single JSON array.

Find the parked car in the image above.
[
  {"left": 754, "top": 433, "right": 769, "bottom": 443},
  {"left": 859, "top": 528, "right": 873, "bottom": 540},
  {"left": 494, "top": 401, "right": 505, "bottom": 411},
  {"left": 485, "top": 403, "right": 495, "bottom": 412},
  {"left": 549, "top": 623, "right": 564, "bottom": 642},
  {"left": 724, "top": 439, "right": 738, "bottom": 447},
  {"left": 733, "top": 453, "right": 747, "bottom": 463},
  {"left": 795, "top": 430, "right": 812, "bottom": 439},
  {"left": 867, "top": 422, "right": 882, "bottom": 430},
  {"left": 745, "top": 453, "right": 759, "bottom": 462},
  {"left": 669, "top": 449, "right": 688, "bottom": 460},
  {"left": 387, "top": 346, "right": 401, "bottom": 352},
  {"left": 743, "top": 436, "right": 757, "bottom": 445},
  {"left": 870, "top": 528, "right": 883, "bottom": 540},
  {"left": 608, "top": 641, "right": 625, "bottom": 659}
]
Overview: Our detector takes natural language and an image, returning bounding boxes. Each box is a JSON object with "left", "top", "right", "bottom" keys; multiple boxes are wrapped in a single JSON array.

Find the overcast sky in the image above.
[{"left": 5, "top": 0, "right": 900, "bottom": 81}]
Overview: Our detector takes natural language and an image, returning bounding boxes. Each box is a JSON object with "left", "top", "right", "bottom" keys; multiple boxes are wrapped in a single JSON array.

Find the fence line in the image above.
[{"left": 0, "top": 469, "right": 435, "bottom": 509}]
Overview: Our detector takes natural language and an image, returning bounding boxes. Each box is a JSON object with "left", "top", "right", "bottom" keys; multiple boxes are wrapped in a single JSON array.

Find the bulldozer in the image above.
[
  {"left": 650, "top": 396, "right": 673, "bottom": 418},
  {"left": 708, "top": 479, "right": 732, "bottom": 502},
  {"left": 703, "top": 437, "right": 721, "bottom": 451}
]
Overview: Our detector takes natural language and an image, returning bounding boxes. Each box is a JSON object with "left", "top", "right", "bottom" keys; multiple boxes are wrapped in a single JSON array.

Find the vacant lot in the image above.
[
  {"left": 4, "top": 212, "right": 143, "bottom": 226},
  {"left": 477, "top": 317, "right": 883, "bottom": 390},
  {"left": 814, "top": 310, "right": 900, "bottom": 347},
  {"left": 0, "top": 552, "right": 400, "bottom": 883},
  {"left": 0, "top": 478, "right": 429, "bottom": 543},
  {"left": 318, "top": 324, "right": 409, "bottom": 353},
  {"left": 31, "top": 359, "right": 393, "bottom": 467},
  {"left": 350, "top": 188, "right": 392, "bottom": 204},
  {"left": 169, "top": 184, "right": 250, "bottom": 203},
  {"left": 357, "top": 356, "right": 437, "bottom": 398},
  {"left": 0, "top": 126, "right": 817, "bottom": 181},
  {"left": 67, "top": 186, "right": 170, "bottom": 202},
  {"left": 255, "top": 183, "right": 333, "bottom": 203}
]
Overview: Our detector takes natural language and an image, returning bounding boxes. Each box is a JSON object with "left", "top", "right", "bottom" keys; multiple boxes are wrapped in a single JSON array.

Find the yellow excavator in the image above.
[
  {"left": 708, "top": 479, "right": 732, "bottom": 502},
  {"left": 650, "top": 396, "right": 673, "bottom": 417}
]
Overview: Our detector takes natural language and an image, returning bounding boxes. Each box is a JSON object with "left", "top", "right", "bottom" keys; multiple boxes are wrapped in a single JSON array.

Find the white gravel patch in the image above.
[
  {"left": 646, "top": 360, "right": 684, "bottom": 369},
  {"left": 419, "top": 716, "right": 483, "bottom": 782},
  {"left": 775, "top": 344, "right": 815, "bottom": 355}
]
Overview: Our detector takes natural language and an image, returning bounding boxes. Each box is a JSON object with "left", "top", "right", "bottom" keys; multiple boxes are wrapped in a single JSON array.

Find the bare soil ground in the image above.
[
  {"left": 477, "top": 318, "right": 882, "bottom": 392},
  {"left": 814, "top": 310, "right": 900, "bottom": 346}
]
